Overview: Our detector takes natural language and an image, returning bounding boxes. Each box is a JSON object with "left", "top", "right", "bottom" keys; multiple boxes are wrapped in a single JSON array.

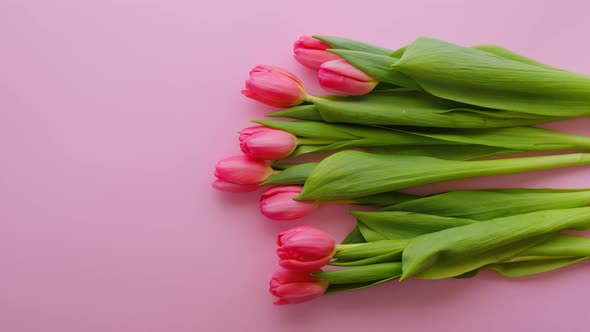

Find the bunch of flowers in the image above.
[{"left": 213, "top": 34, "right": 590, "bottom": 304}]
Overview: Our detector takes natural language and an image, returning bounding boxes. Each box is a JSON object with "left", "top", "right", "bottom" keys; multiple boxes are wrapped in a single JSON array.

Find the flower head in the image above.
[
  {"left": 260, "top": 186, "right": 318, "bottom": 221},
  {"left": 277, "top": 225, "right": 335, "bottom": 270},
  {"left": 269, "top": 267, "right": 327, "bottom": 305},
  {"left": 242, "top": 65, "right": 306, "bottom": 108},
  {"left": 293, "top": 35, "right": 341, "bottom": 70},
  {"left": 240, "top": 126, "right": 297, "bottom": 160},
  {"left": 318, "top": 59, "right": 378, "bottom": 96},
  {"left": 213, "top": 155, "right": 272, "bottom": 192}
]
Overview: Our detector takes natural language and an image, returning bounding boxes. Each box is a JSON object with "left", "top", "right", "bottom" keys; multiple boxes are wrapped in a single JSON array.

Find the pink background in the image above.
[{"left": 2, "top": 0, "right": 590, "bottom": 331}]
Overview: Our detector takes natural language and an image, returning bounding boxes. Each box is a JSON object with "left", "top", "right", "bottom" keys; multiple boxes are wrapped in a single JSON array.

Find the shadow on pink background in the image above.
[{"left": 2, "top": 0, "right": 590, "bottom": 331}]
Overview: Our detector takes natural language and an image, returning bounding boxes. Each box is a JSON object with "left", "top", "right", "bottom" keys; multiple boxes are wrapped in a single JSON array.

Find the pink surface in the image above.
[{"left": 2, "top": 0, "right": 590, "bottom": 331}]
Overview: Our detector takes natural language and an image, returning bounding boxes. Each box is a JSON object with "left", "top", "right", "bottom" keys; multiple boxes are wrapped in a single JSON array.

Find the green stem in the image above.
[
  {"left": 451, "top": 153, "right": 590, "bottom": 180},
  {"left": 296, "top": 138, "right": 341, "bottom": 145},
  {"left": 334, "top": 244, "right": 363, "bottom": 252}
]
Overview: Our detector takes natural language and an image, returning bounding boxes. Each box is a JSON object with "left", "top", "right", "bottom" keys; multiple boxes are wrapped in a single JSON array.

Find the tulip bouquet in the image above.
[{"left": 213, "top": 34, "right": 590, "bottom": 305}]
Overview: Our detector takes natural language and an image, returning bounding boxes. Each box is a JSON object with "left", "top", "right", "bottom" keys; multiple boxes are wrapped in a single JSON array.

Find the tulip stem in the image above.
[
  {"left": 305, "top": 95, "right": 339, "bottom": 103},
  {"left": 335, "top": 244, "right": 363, "bottom": 252}
]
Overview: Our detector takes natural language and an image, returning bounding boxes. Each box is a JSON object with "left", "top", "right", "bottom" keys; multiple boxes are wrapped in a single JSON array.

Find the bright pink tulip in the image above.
[
  {"left": 277, "top": 225, "right": 335, "bottom": 271},
  {"left": 214, "top": 155, "right": 273, "bottom": 187},
  {"left": 260, "top": 186, "right": 318, "bottom": 221},
  {"left": 318, "top": 59, "right": 378, "bottom": 96},
  {"left": 241, "top": 65, "right": 306, "bottom": 108},
  {"left": 239, "top": 126, "right": 298, "bottom": 160},
  {"left": 293, "top": 35, "right": 341, "bottom": 70},
  {"left": 269, "top": 267, "right": 327, "bottom": 305}
]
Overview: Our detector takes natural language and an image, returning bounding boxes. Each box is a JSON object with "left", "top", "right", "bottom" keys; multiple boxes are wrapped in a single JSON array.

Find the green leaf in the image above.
[
  {"left": 256, "top": 120, "right": 459, "bottom": 146},
  {"left": 297, "top": 151, "right": 590, "bottom": 201},
  {"left": 352, "top": 210, "right": 474, "bottom": 240},
  {"left": 488, "top": 257, "right": 589, "bottom": 277},
  {"left": 314, "top": 262, "right": 402, "bottom": 284},
  {"left": 253, "top": 120, "right": 359, "bottom": 140},
  {"left": 390, "top": 45, "right": 407, "bottom": 58},
  {"left": 399, "top": 126, "right": 590, "bottom": 151},
  {"left": 357, "top": 222, "right": 388, "bottom": 241},
  {"left": 312, "top": 35, "right": 393, "bottom": 55},
  {"left": 257, "top": 119, "right": 590, "bottom": 160},
  {"left": 472, "top": 44, "right": 565, "bottom": 71},
  {"left": 401, "top": 207, "right": 590, "bottom": 280},
  {"left": 364, "top": 144, "right": 515, "bottom": 160},
  {"left": 334, "top": 240, "right": 409, "bottom": 262},
  {"left": 393, "top": 37, "right": 590, "bottom": 117},
  {"left": 383, "top": 188, "right": 590, "bottom": 220},
  {"left": 261, "top": 163, "right": 318, "bottom": 186},
  {"left": 519, "top": 234, "right": 590, "bottom": 257},
  {"left": 306, "top": 91, "right": 558, "bottom": 128},
  {"left": 330, "top": 252, "right": 403, "bottom": 266},
  {"left": 453, "top": 269, "right": 482, "bottom": 279},
  {"left": 351, "top": 191, "right": 417, "bottom": 206},
  {"left": 266, "top": 104, "right": 324, "bottom": 121},
  {"left": 341, "top": 226, "right": 366, "bottom": 244}
]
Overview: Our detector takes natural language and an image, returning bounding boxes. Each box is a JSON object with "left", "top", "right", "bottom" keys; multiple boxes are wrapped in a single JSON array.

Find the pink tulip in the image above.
[
  {"left": 241, "top": 65, "right": 306, "bottom": 108},
  {"left": 318, "top": 59, "right": 378, "bottom": 96},
  {"left": 277, "top": 225, "right": 335, "bottom": 271},
  {"left": 293, "top": 35, "right": 341, "bottom": 70},
  {"left": 260, "top": 186, "right": 318, "bottom": 221},
  {"left": 213, "top": 155, "right": 273, "bottom": 188},
  {"left": 269, "top": 267, "right": 327, "bottom": 305},
  {"left": 239, "top": 126, "right": 298, "bottom": 160}
]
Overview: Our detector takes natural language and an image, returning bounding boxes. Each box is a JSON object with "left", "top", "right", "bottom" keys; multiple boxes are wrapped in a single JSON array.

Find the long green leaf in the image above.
[
  {"left": 297, "top": 151, "right": 590, "bottom": 200},
  {"left": 314, "top": 262, "right": 402, "bottom": 284},
  {"left": 347, "top": 210, "right": 590, "bottom": 277},
  {"left": 394, "top": 37, "right": 590, "bottom": 117},
  {"left": 305, "top": 91, "right": 560, "bottom": 128},
  {"left": 383, "top": 188, "right": 590, "bottom": 220},
  {"left": 488, "top": 257, "right": 589, "bottom": 277},
  {"left": 401, "top": 207, "right": 590, "bottom": 280},
  {"left": 255, "top": 120, "right": 456, "bottom": 145},
  {"left": 364, "top": 145, "right": 515, "bottom": 160},
  {"left": 258, "top": 119, "right": 590, "bottom": 151},
  {"left": 253, "top": 120, "right": 359, "bottom": 140},
  {"left": 353, "top": 210, "right": 474, "bottom": 240},
  {"left": 334, "top": 240, "right": 409, "bottom": 262},
  {"left": 471, "top": 44, "right": 565, "bottom": 71},
  {"left": 351, "top": 191, "right": 417, "bottom": 206},
  {"left": 265, "top": 146, "right": 516, "bottom": 186},
  {"left": 330, "top": 252, "right": 402, "bottom": 266},
  {"left": 399, "top": 126, "right": 590, "bottom": 151}
]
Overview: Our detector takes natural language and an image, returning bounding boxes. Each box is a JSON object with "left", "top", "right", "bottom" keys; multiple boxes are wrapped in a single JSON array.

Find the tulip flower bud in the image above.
[
  {"left": 318, "top": 59, "right": 378, "bottom": 96},
  {"left": 293, "top": 35, "right": 341, "bottom": 71},
  {"left": 241, "top": 65, "right": 306, "bottom": 108},
  {"left": 260, "top": 186, "right": 318, "bottom": 221},
  {"left": 277, "top": 225, "right": 335, "bottom": 271},
  {"left": 239, "top": 126, "right": 298, "bottom": 160},
  {"left": 213, "top": 155, "right": 273, "bottom": 189},
  {"left": 269, "top": 267, "right": 327, "bottom": 305}
]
